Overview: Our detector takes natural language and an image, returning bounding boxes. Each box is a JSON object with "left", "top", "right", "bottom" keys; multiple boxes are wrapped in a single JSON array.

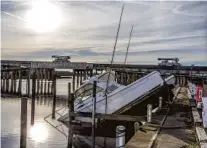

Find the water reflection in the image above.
[{"left": 30, "top": 123, "right": 48, "bottom": 143}]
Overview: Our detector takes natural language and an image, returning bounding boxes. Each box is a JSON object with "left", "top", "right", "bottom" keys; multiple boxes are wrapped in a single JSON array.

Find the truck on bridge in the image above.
[
  {"left": 52, "top": 55, "right": 71, "bottom": 63},
  {"left": 158, "top": 58, "right": 181, "bottom": 67}
]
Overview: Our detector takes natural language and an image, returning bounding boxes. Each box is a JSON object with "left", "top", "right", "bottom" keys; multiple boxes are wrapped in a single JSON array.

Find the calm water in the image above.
[{"left": 1, "top": 79, "right": 75, "bottom": 148}]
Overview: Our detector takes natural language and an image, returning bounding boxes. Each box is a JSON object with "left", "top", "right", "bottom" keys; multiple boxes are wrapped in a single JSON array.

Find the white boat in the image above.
[{"left": 58, "top": 70, "right": 173, "bottom": 124}]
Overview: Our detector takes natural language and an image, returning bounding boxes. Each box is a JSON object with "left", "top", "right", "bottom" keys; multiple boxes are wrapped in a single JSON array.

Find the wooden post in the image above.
[
  {"left": 27, "top": 70, "right": 30, "bottom": 97},
  {"left": 90, "top": 70, "right": 93, "bottom": 77},
  {"left": 20, "top": 97, "right": 27, "bottom": 148},
  {"left": 67, "top": 92, "right": 74, "bottom": 148},
  {"left": 11, "top": 72, "right": 14, "bottom": 93},
  {"left": 76, "top": 70, "right": 79, "bottom": 88},
  {"left": 6, "top": 72, "right": 9, "bottom": 93},
  {"left": 83, "top": 70, "right": 86, "bottom": 80},
  {"left": 47, "top": 70, "right": 50, "bottom": 95},
  {"left": 177, "top": 76, "right": 180, "bottom": 86},
  {"left": 68, "top": 83, "right": 71, "bottom": 108},
  {"left": 31, "top": 71, "right": 36, "bottom": 125},
  {"left": 14, "top": 71, "right": 17, "bottom": 94},
  {"left": 5, "top": 72, "right": 7, "bottom": 93},
  {"left": 18, "top": 70, "right": 22, "bottom": 95},
  {"left": 36, "top": 69, "right": 40, "bottom": 95},
  {"left": 121, "top": 73, "right": 124, "bottom": 85},
  {"left": 92, "top": 81, "right": 97, "bottom": 148},
  {"left": 52, "top": 70, "right": 56, "bottom": 119},
  {"left": 72, "top": 70, "right": 75, "bottom": 92},
  {"left": 40, "top": 69, "right": 43, "bottom": 95},
  {"left": 1, "top": 74, "right": 2, "bottom": 92},
  {"left": 147, "top": 104, "right": 152, "bottom": 123},
  {"left": 2, "top": 72, "right": 5, "bottom": 93},
  {"left": 44, "top": 69, "right": 47, "bottom": 96},
  {"left": 80, "top": 70, "right": 83, "bottom": 85}
]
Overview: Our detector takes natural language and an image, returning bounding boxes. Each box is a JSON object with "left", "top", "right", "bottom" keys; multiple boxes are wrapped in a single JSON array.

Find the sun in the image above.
[{"left": 25, "top": 0, "right": 62, "bottom": 33}]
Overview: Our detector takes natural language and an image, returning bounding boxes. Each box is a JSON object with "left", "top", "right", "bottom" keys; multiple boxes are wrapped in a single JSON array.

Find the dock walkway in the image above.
[{"left": 126, "top": 87, "right": 198, "bottom": 148}]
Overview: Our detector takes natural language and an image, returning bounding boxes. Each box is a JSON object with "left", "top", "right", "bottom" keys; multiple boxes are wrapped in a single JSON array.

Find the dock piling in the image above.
[
  {"left": 20, "top": 97, "right": 27, "bottom": 148},
  {"left": 2, "top": 72, "right": 5, "bottom": 93},
  {"left": 27, "top": 70, "right": 30, "bottom": 97},
  {"left": 11, "top": 72, "right": 14, "bottom": 93},
  {"left": 31, "top": 71, "right": 36, "bottom": 125},
  {"left": 40, "top": 69, "right": 43, "bottom": 95},
  {"left": 76, "top": 70, "right": 80, "bottom": 88},
  {"left": 36, "top": 69, "right": 40, "bottom": 95},
  {"left": 72, "top": 70, "right": 75, "bottom": 92},
  {"left": 52, "top": 70, "right": 56, "bottom": 119},
  {"left": 14, "top": 71, "right": 17, "bottom": 94},
  {"left": 18, "top": 70, "right": 22, "bottom": 96},
  {"left": 147, "top": 104, "right": 152, "bottom": 123},
  {"left": 134, "top": 122, "right": 140, "bottom": 133},
  {"left": 159, "top": 97, "right": 163, "bottom": 110},
  {"left": 80, "top": 71, "right": 83, "bottom": 85},
  {"left": 6, "top": 72, "right": 9, "bottom": 93},
  {"left": 67, "top": 91, "right": 74, "bottom": 148},
  {"left": 92, "top": 81, "right": 97, "bottom": 148},
  {"left": 44, "top": 69, "right": 47, "bottom": 96},
  {"left": 47, "top": 70, "right": 50, "bottom": 95}
]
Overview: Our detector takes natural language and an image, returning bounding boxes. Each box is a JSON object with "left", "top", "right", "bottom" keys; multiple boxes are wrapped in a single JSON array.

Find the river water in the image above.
[{"left": 1, "top": 79, "right": 75, "bottom": 148}]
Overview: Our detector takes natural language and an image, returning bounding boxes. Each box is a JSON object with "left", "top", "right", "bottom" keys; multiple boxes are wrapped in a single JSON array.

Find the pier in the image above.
[{"left": 1, "top": 59, "right": 207, "bottom": 148}]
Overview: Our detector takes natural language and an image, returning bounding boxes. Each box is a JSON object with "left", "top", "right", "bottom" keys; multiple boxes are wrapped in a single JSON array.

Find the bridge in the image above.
[{"left": 1, "top": 60, "right": 207, "bottom": 75}]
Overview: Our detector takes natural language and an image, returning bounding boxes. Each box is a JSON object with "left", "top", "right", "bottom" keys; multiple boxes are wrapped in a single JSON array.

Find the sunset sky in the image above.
[{"left": 1, "top": 1, "right": 207, "bottom": 65}]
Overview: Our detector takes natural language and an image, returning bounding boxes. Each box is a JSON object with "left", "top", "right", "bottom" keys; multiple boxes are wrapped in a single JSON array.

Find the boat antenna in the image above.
[
  {"left": 104, "top": 4, "right": 125, "bottom": 114},
  {"left": 124, "top": 25, "right": 133, "bottom": 66}
]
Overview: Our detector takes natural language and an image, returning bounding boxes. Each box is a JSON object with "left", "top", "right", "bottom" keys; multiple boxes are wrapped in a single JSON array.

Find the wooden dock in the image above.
[{"left": 126, "top": 87, "right": 200, "bottom": 148}]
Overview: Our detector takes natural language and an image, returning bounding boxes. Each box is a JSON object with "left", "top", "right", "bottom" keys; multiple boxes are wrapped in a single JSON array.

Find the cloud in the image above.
[{"left": 1, "top": 1, "right": 207, "bottom": 65}]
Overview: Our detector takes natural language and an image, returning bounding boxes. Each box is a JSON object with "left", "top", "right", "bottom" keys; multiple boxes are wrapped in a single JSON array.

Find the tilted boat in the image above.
[{"left": 58, "top": 70, "right": 175, "bottom": 125}]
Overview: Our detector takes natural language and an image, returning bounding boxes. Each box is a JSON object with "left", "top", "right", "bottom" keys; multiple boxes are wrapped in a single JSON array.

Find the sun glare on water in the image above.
[
  {"left": 30, "top": 123, "right": 48, "bottom": 143},
  {"left": 25, "top": 0, "right": 62, "bottom": 33}
]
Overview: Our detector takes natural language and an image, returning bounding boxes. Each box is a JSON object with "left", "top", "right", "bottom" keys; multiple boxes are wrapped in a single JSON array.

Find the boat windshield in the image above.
[
  {"left": 98, "top": 72, "right": 115, "bottom": 81},
  {"left": 74, "top": 83, "right": 104, "bottom": 103}
]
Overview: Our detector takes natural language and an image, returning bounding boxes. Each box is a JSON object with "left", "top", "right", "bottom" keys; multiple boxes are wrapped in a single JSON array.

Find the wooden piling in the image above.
[
  {"left": 39, "top": 69, "right": 43, "bottom": 95},
  {"left": 80, "top": 70, "right": 83, "bottom": 85},
  {"left": 48, "top": 82, "right": 51, "bottom": 95},
  {"left": 31, "top": 71, "right": 36, "bottom": 125},
  {"left": 92, "top": 81, "right": 97, "bottom": 148},
  {"left": 36, "top": 69, "right": 40, "bottom": 95},
  {"left": 68, "top": 83, "right": 71, "bottom": 108},
  {"left": 177, "top": 76, "right": 179, "bottom": 86},
  {"left": 18, "top": 70, "right": 22, "bottom": 95},
  {"left": 44, "top": 69, "right": 47, "bottom": 96},
  {"left": 47, "top": 70, "right": 50, "bottom": 95},
  {"left": 90, "top": 70, "right": 93, "bottom": 77},
  {"left": 6, "top": 72, "right": 9, "bottom": 93},
  {"left": 76, "top": 70, "right": 80, "bottom": 88},
  {"left": 175, "top": 76, "right": 177, "bottom": 85},
  {"left": 1, "top": 74, "right": 2, "bottom": 92},
  {"left": 52, "top": 70, "right": 56, "bottom": 119},
  {"left": 2, "top": 72, "right": 5, "bottom": 93},
  {"left": 72, "top": 70, "right": 76, "bottom": 92},
  {"left": 27, "top": 70, "right": 30, "bottom": 97},
  {"left": 67, "top": 91, "right": 74, "bottom": 148},
  {"left": 40, "top": 69, "right": 43, "bottom": 95},
  {"left": 83, "top": 70, "right": 86, "bottom": 80},
  {"left": 20, "top": 97, "right": 27, "bottom": 148},
  {"left": 11, "top": 72, "right": 14, "bottom": 93},
  {"left": 116, "top": 71, "right": 120, "bottom": 83},
  {"left": 14, "top": 71, "right": 17, "bottom": 94},
  {"left": 120, "top": 73, "right": 124, "bottom": 84}
]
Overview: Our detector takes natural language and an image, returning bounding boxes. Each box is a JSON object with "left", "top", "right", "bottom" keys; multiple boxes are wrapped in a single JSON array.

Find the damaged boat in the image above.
[{"left": 58, "top": 71, "right": 175, "bottom": 130}]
